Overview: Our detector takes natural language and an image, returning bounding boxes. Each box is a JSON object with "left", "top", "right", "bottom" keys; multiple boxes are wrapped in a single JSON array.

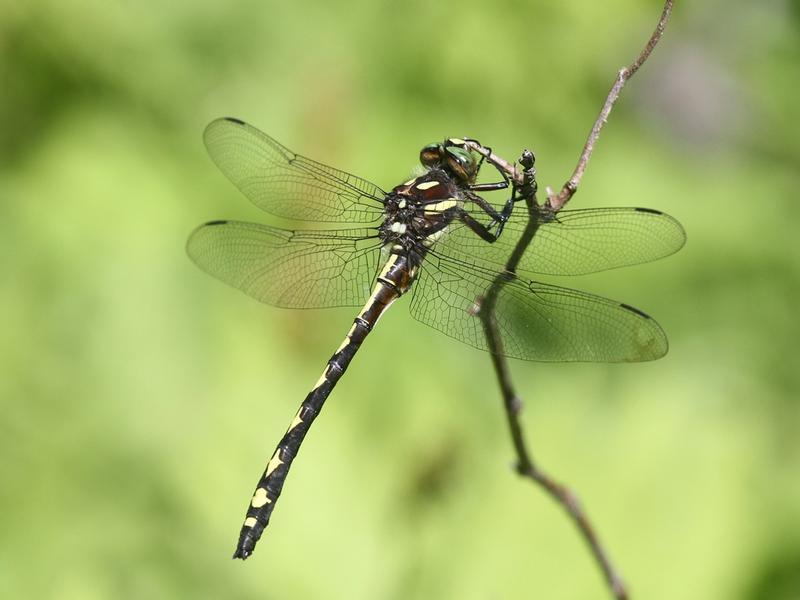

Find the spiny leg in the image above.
[
  {"left": 460, "top": 186, "right": 520, "bottom": 242},
  {"left": 465, "top": 148, "right": 539, "bottom": 240},
  {"left": 461, "top": 138, "right": 511, "bottom": 193},
  {"left": 458, "top": 139, "right": 518, "bottom": 238}
]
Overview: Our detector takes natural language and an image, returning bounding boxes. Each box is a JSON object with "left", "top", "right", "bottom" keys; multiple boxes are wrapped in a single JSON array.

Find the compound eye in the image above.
[
  {"left": 445, "top": 147, "right": 478, "bottom": 181},
  {"left": 420, "top": 143, "right": 443, "bottom": 168}
]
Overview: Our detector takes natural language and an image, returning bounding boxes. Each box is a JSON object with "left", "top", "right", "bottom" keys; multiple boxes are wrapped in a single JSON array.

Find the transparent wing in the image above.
[
  {"left": 203, "top": 117, "right": 386, "bottom": 223},
  {"left": 187, "top": 220, "right": 383, "bottom": 308},
  {"left": 437, "top": 206, "right": 685, "bottom": 276},
  {"left": 409, "top": 251, "right": 668, "bottom": 362}
]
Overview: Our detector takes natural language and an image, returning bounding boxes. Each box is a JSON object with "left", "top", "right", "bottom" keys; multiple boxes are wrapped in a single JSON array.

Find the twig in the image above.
[
  {"left": 470, "top": 145, "right": 526, "bottom": 188},
  {"left": 548, "top": 0, "right": 674, "bottom": 212},
  {"left": 465, "top": 2, "right": 675, "bottom": 598},
  {"left": 475, "top": 156, "right": 629, "bottom": 599}
]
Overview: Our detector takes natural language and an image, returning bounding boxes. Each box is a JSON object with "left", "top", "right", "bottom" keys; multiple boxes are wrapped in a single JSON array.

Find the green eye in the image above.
[
  {"left": 420, "top": 143, "right": 443, "bottom": 168},
  {"left": 446, "top": 147, "right": 478, "bottom": 180},
  {"left": 446, "top": 147, "right": 471, "bottom": 165},
  {"left": 419, "top": 140, "right": 479, "bottom": 182}
]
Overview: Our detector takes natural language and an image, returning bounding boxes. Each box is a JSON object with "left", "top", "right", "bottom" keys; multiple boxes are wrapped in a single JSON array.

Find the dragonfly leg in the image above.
[
  {"left": 458, "top": 208, "right": 507, "bottom": 243},
  {"left": 463, "top": 184, "right": 520, "bottom": 241},
  {"left": 471, "top": 148, "right": 539, "bottom": 240},
  {"left": 462, "top": 139, "right": 511, "bottom": 194},
  {"left": 469, "top": 161, "right": 510, "bottom": 193}
]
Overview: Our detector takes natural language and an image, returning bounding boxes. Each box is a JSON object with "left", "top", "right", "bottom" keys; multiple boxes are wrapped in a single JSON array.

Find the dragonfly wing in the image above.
[
  {"left": 437, "top": 206, "right": 685, "bottom": 276},
  {"left": 187, "top": 220, "right": 383, "bottom": 308},
  {"left": 203, "top": 118, "right": 386, "bottom": 223},
  {"left": 409, "top": 251, "right": 668, "bottom": 362}
]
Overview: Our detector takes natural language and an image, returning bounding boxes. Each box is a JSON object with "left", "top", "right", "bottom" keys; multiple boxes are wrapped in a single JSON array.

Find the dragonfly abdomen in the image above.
[{"left": 233, "top": 251, "right": 417, "bottom": 559}]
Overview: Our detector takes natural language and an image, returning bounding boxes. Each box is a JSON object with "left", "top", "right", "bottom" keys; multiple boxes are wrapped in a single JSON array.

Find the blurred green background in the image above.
[{"left": 2, "top": 0, "right": 799, "bottom": 598}]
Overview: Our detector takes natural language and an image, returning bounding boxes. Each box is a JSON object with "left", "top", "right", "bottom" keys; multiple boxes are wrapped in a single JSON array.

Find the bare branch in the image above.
[
  {"left": 466, "top": 142, "right": 525, "bottom": 188},
  {"left": 476, "top": 156, "right": 629, "bottom": 599},
  {"left": 548, "top": 0, "right": 675, "bottom": 211},
  {"left": 469, "top": 2, "right": 675, "bottom": 598}
]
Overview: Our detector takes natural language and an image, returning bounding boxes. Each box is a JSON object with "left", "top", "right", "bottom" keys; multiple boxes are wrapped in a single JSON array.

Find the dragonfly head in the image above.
[{"left": 420, "top": 138, "right": 479, "bottom": 184}]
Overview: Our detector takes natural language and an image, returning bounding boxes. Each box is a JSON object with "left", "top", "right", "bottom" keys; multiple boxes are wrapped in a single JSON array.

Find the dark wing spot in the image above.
[
  {"left": 634, "top": 207, "right": 663, "bottom": 215},
  {"left": 205, "top": 220, "right": 228, "bottom": 226},
  {"left": 620, "top": 302, "right": 651, "bottom": 319},
  {"left": 223, "top": 117, "right": 246, "bottom": 126}
]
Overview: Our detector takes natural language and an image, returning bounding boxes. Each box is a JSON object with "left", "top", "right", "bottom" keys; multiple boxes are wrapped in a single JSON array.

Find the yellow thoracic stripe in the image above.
[
  {"left": 423, "top": 227, "right": 448, "bottom": 246},
  {"left": 424, "top": 199, "right": 458, "bottom": 214},
  {"left": 416, "top": 181, "right": 440, "bottom": 190}
]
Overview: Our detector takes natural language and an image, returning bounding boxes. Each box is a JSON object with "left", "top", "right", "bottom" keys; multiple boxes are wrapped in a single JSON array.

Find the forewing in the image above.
[
  {"left": 409, "top": 252, "right": 668, "bottom": 362},
  {"left": 187, "top": 220, "right": 382, "bottom": 308},
  {"left": 203, "top": 117, "right": 386, "bottom": 223},
  {"left": 437, "top": 206, "right": 685, "bottom": 276}
]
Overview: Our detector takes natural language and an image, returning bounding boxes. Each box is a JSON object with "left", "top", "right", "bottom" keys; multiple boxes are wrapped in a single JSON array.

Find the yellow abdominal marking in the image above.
[
  {"left": 244, "top": 517, "right": 258, "bottom": 528},
  {"left": 312, "top": 367, "right": 328, "bottom": 390},
  {"left": 265, "top": 451, "right": 284, "bottom": 477},
  {"left": 424, "top": 199, "right": 458, "bottom": 214},
  {"left": 251, "top": 488, "right": 271, "bottom": 508},
  {"left": 377, "top": 254, "right": 399, "bottom": 280},
  {"left": 335, "top": 322, "right": 356, "bottom": 353},
  {"left": 287, "top": 410, "right": 304, "bottom": 432},
  {"left": 416, "top": 181, "right": 440, "bottom": 190}
]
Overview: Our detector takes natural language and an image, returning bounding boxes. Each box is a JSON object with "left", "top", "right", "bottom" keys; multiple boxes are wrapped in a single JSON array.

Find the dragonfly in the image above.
[{"left": 187, "top": 117, "right": 685, "bottom": 560}]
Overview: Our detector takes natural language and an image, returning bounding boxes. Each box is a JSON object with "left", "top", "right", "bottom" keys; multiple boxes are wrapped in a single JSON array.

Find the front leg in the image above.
[
  {"left": 463, "top": 139, "right": 521, "bottom": 236},
  {"left": 469, "top": 159, "right": 509, "bottom": 193},
  {"left": 459, "top": 210, "right": 502, "bottom": 243},
  {"left": 464, "top": 186, "right": 520, "bottom": 240},
  {"left": 462, "top": 138, "right": 511, "bottom": 194}
]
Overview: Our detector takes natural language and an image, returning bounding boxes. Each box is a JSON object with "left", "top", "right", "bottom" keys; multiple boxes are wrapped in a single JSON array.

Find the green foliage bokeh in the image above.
[{"left": 2, "top": 1, "right": 799, "bottom": 599}]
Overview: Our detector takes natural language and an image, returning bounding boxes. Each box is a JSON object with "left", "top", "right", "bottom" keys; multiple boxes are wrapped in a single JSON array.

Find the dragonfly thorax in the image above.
[{"left": 380, "top": 170, "right": 464, "bottom": 250}]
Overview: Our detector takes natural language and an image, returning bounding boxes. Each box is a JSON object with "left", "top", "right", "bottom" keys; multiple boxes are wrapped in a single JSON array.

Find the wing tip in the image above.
[
  {"left": 185, "top": 220, "right": 230, "bottom": 260},
  {"left": 634, "top": 206, "right": 687, "bottom": 252},
  {"left": 203, "top": 117, "right": 247, "bottom": 142},
  {"left": 619, "top": 302, "right": 651, "bottom": 319},
  {"left": 618, "top": 302, "right": 672, "bottom": 362}
]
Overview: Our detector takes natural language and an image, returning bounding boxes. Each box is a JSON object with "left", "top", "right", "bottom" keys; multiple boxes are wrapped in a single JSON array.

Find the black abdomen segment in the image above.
[{"left": 233, "top": 254, "right": 409, "bottom": 559}]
